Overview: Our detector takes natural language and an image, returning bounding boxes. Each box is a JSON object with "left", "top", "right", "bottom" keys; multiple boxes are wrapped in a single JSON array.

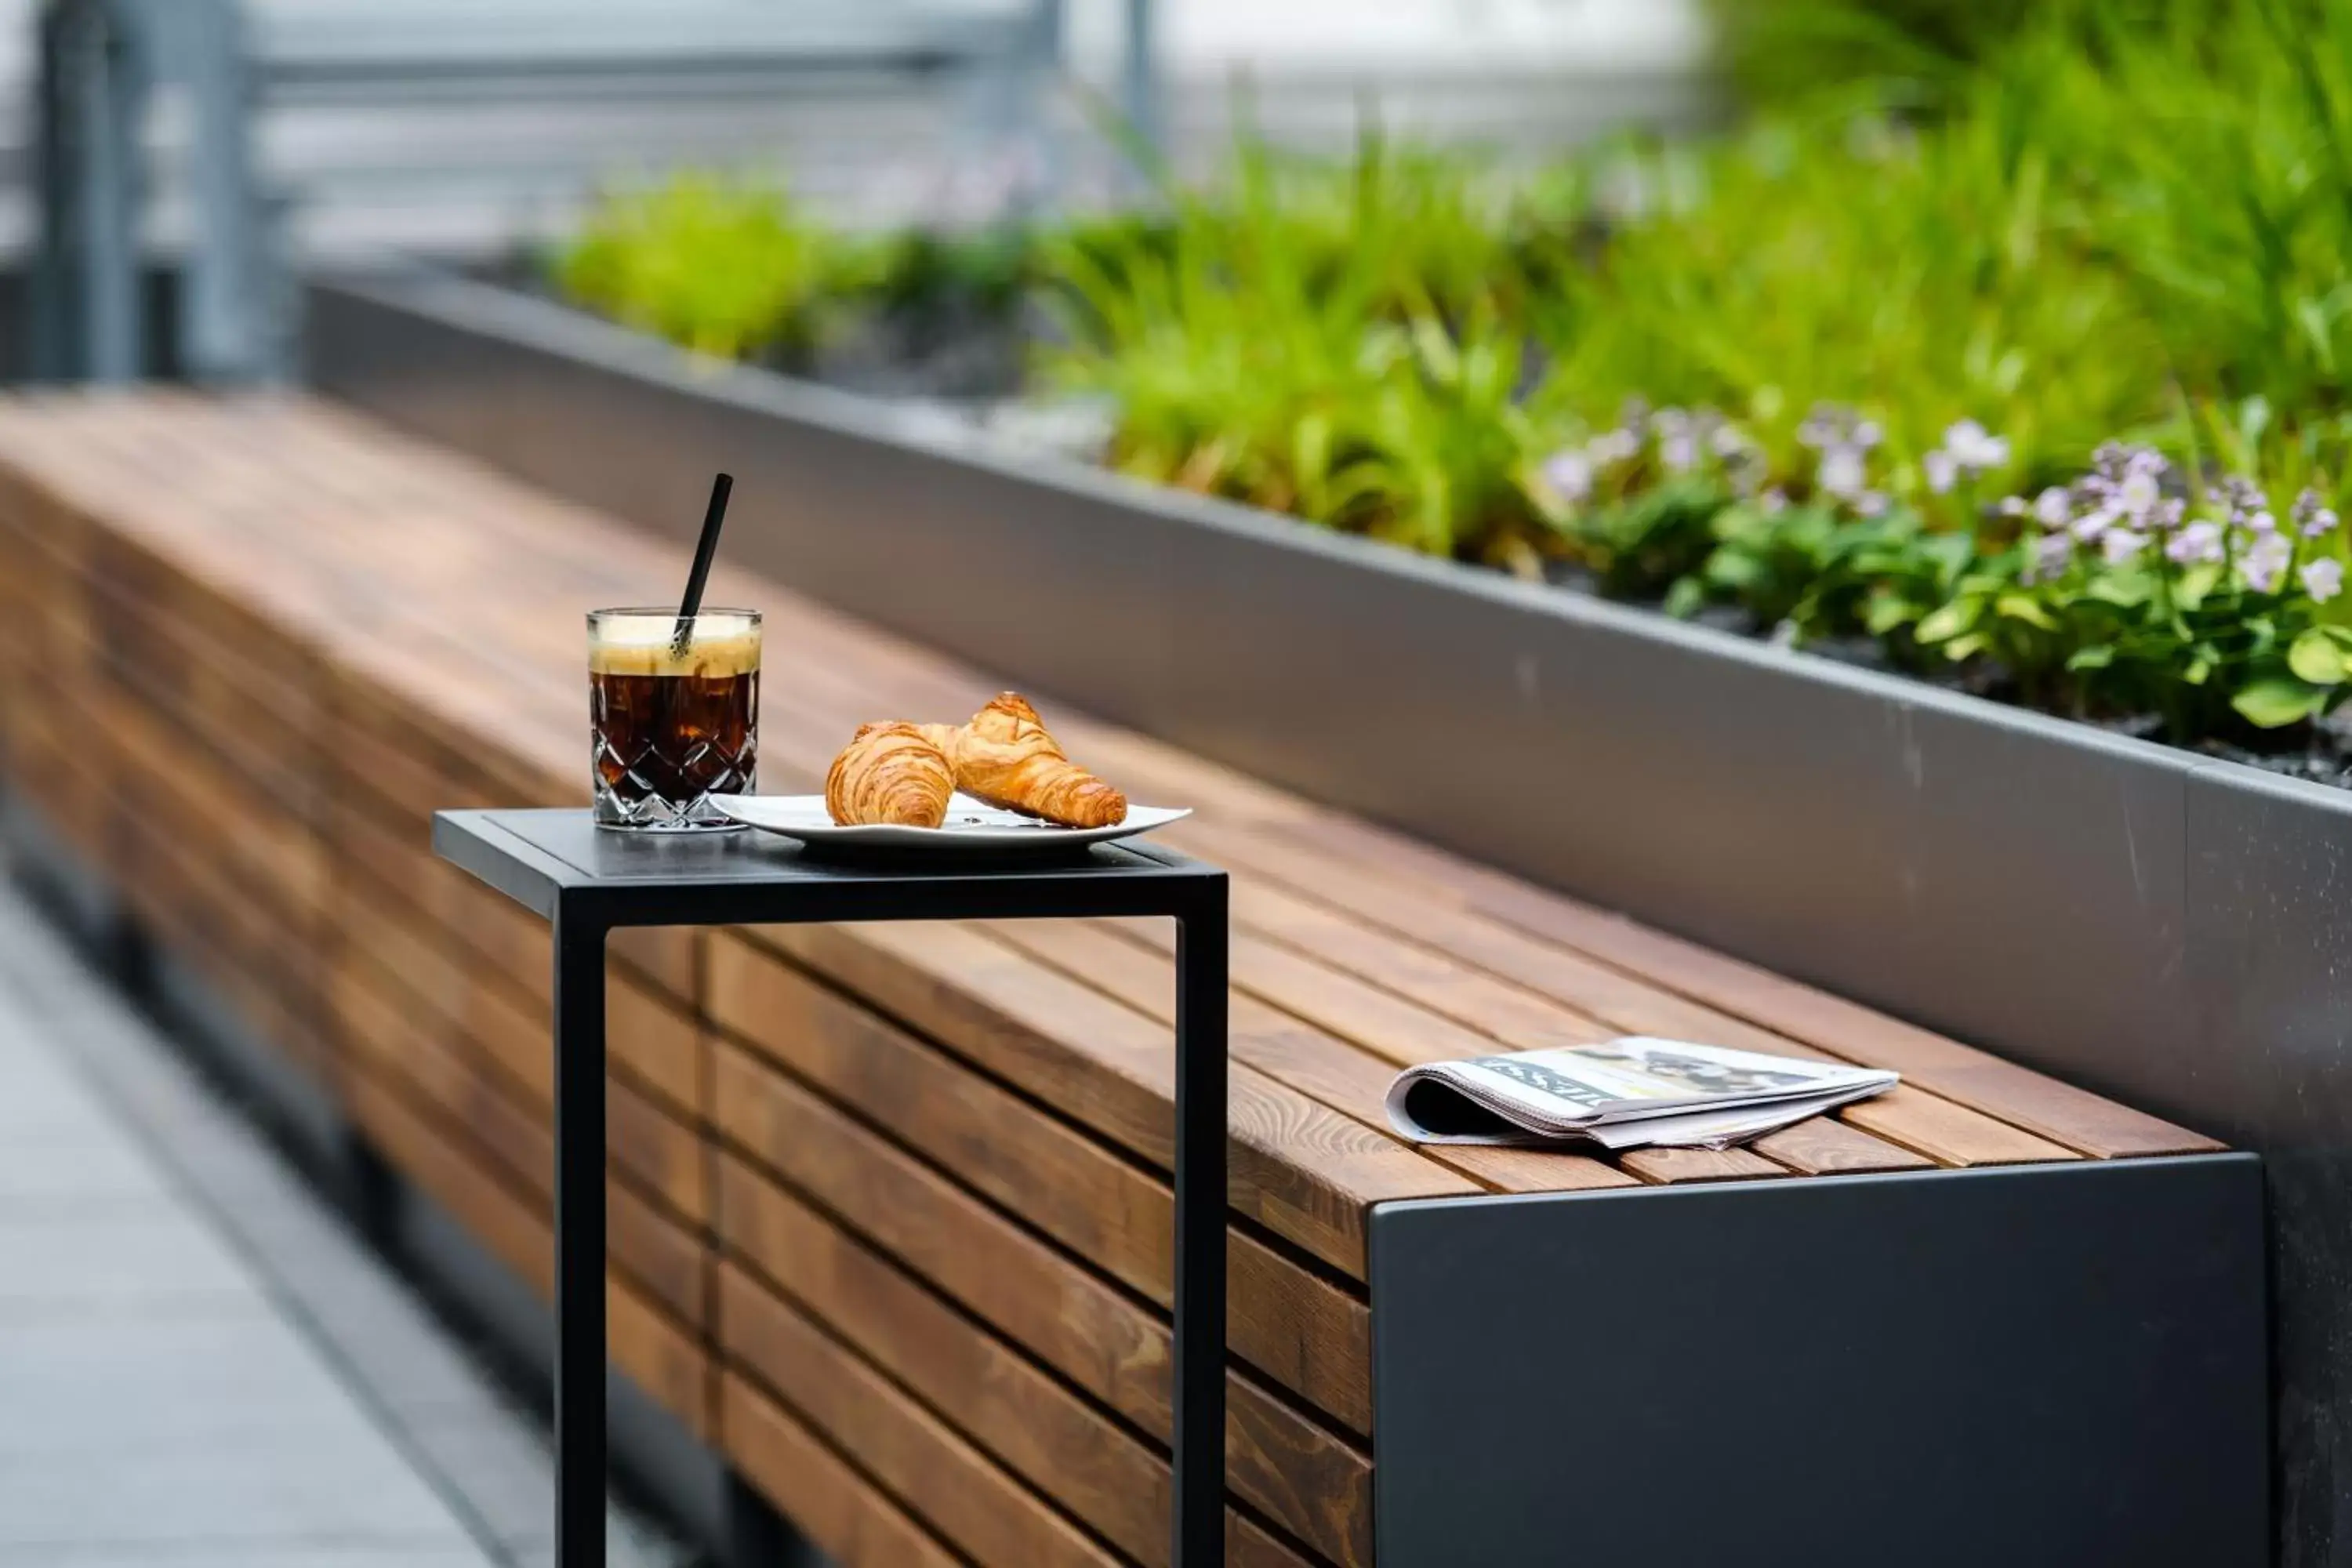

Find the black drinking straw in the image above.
[{"left": 670, "top": 472, "right": 734, "bottom": 656}]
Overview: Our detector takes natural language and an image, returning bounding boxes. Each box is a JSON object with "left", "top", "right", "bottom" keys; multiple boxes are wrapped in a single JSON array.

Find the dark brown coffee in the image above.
[{"left": 587, "top": 612, "right": 760, "bottom": 829}]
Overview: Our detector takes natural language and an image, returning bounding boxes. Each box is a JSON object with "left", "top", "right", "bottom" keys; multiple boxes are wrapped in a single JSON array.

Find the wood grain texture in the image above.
[
  {"left": 1276, "top": 811, "right": 2223, "bottom": 1159},
  {"left": 724, "top": 1264, "right": 1120, "bottom": 1568},
  {"left": 710, "top": 1043, "right": 1378, "bottom": 1552},
  {"left": 742, "top": 920, "right": 1478, "bottom": 1278},
  {"left": 341, "top": 1060, "right": 711, "bottom": 1436},
  {"left": 706, "top": 938, "right": 1377, "bottom": 1415},
  {"left": 719, "top": 1167, "right": 1334, "bottom": 1568},
  {"left": 722, "top": 1374, "right": 964, "bottom": 1568}
]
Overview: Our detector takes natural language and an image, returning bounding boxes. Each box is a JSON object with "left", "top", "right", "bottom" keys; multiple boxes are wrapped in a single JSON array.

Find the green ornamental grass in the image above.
[{"left": 552, "top": 0, "right": 2352, "bottom": 753}]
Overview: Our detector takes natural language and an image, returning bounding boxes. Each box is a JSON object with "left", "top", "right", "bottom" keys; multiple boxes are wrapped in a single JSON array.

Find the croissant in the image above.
[
  {"left": 826, "top": 722, "right": 954, "bottom": 827},
  {"left": 937, "top": 693, "right": 1127, "bottom": 828}
]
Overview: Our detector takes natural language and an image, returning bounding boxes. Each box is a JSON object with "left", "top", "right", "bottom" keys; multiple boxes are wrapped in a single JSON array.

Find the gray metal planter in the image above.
[{"left": 308, "top": 267, "right": 2342, "bottom": 1563}]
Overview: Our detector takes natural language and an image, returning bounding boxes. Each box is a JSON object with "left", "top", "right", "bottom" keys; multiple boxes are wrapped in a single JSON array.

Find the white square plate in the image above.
[{"left": 713, "top": 793, "right": 1190, "bottom": 857}]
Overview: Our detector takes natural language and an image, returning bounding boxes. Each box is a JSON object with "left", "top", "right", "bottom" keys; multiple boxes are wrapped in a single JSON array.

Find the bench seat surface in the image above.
[{"left": 0, "top": 392, "right": 2223, "bottom": 1568}]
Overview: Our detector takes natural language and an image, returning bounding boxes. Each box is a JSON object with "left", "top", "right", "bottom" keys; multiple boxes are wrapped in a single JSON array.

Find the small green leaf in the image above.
[
  {"left": 2084, "top": 575, "right": 2154, "bottom": 609},
  {"left": 2176, "top": 563, "right": 2223, "bottom": 608},
  {"left": 1704, "top": 550, "right": 1764, "bottom": 590},
  {"left": 1662, "top": 578, "right": 1707, "bottom": 619},
  {"left": 1865, "top": 593, "right": 1920, "bottom": 634},
  {"left": 2066, "top": 644, "right": 2117, "bottom": 671},
  {"left": 1994, "top": 592, "right": 2059, "bottom": 630},
  {"left": 2288, "top": 627, "right": 2352, "bottom": 684},
  {"left": 1941, "top": 632, "right": 1989, "bottom": 662},
  {"left": 2233, "top": 677, "right": 2332, "bottom": 728},
  {"left": 1915, "top": 598, "right": 1983, "bottom": 644}
]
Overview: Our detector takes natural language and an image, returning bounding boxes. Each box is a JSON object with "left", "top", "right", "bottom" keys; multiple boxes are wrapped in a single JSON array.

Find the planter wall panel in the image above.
[{"left": 2186, "top": 770, "right": 2352, "bottom": 1552}]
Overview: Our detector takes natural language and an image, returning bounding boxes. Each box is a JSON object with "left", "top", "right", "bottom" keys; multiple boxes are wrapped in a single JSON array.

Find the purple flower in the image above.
[
  {"left": 2033, "top": 487, "right": 2071, "bottom": 529},
  {"left": 2100, "top": 527, "right": 2150, "bottom": 566},
  {"left": 1542, "top": 448, "right": 1594, "bottom": 504},
  {"left": 2117, "top": 470, "right": 2161, "bottom": 519},
  {"left": 2240, "top": 532, "right": 2292, "bottom": 593},
  {"left": 2024, "top": 532, "right": 2074, "bottom": 584},
  {"left": 2167, "top": 521, "right": 2225, "bottom": 565},
  {"left": 1940, "top": 419, "right": 2010, "bottom": 474},
  {"left": 2218, "top": 477, "right": 2266, "bottom": 528},
  {"left": 2071, "top": 506, "right": 2117, "bottom": 543},
  {"left": 2294, "top": 488, "right": 2340, "bottom": 539},
  {"left": 2150, "top": 497, "right": 2187, "bottom": 534},
  {"left": 2302, "top": 557, "right": 2345, "bottom": 604},
  {"left": 1923, "top": 448, "right": 1958, "bottom": 495},
  {"left": 1797, "top": 403, "right": 1879, "bottom": 454},
  {"left": 1587, "top": 428, "right": 1639, "bottom": 466},
  {"left": 1817, "top": 445, "right": 1867, "bottom": 501},
  {"left": 1658, "top": 417, "right": 1702, "bottom": 474},
  {"left": 1854, "top": 490, "right": 1890, "bottom": 518},
  {"left": 1760, "top": 488, "right": 1789, "bottom": 514}
]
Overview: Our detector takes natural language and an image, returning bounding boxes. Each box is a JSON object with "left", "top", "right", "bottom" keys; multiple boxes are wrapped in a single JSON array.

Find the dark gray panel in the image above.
[
  {"left": 1885, "top": 701, "right": 2197, "bottom": 1104},
  {"left": 2187, "top": 768, "right": 2352, "bottom": 1566},
  {"left": 1372, "top": 1160, "right": 2268, "bottom": 1568}
]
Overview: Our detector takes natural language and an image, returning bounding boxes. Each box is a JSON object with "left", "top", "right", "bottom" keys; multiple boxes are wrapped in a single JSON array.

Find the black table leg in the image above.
[
  {"left": 551, "top": 909, "right": 608, "bottom": 1568},
  {"left": 1173, "top": 891, "right": 1229, "bottom": 1566}
]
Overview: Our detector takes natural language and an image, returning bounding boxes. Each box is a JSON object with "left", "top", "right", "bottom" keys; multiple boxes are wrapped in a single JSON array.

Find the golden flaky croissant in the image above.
[
  {"left": 932, "top": 693, "right": 1127, "bottom": 828},
  {"left": 825, "top": 722, "right": 954, "bottom": 827}
]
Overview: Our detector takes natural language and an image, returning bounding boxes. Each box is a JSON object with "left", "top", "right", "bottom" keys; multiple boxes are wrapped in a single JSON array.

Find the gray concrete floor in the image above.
[{"left": 0, "top": 882, "right": 701, "bottom": 1568}]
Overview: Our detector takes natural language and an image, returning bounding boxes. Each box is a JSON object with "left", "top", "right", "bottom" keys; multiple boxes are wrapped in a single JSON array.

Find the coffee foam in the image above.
[{"left": 589, "top": 616, "right": 760, "bottom": 679}]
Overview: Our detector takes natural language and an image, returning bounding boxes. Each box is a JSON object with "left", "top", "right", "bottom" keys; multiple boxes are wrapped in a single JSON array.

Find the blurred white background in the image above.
[{"left": 0, "top": 0, "right": 1706, "bottom": 263}]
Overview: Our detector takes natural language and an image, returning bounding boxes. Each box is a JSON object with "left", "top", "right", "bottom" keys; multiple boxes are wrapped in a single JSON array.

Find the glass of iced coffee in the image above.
[{"left": 587, "top": 608, "right": 760, "bottom": 829}]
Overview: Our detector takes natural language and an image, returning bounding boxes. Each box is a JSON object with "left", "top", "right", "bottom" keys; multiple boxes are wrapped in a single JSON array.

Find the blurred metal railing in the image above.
[{"left": 31, "top": 0, "right": 1110, "bottom": 384}]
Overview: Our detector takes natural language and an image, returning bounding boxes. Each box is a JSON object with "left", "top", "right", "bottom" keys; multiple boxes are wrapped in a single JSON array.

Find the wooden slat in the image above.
[
  {"left": 332, "top": 946, "right": 706, "bottom": 1327},
  {"left": 746, "top": 921, "right": 1479, "bottom": 1280},
  {"left": 724, "top": 1262, "right": 1119, "bottom": 1568},
  {"left": 723, "top": 1374, "right": 963, "bottom": 1568},
  {"left": 1752, "top": 1115, "right": 1936, "bottom": 1175},
  {"left": 710, "top": 932, "right": 1403, "bottom": 1392},
  {"left": 719, "top": 1161, "right": 1330, "bottom": 1568},
  {"left": 1167, "top": 818, "right": 2082, "bottom": 1173},
  {"left": 343, "top": 1061, "right": 711, "bottom": 1436},
  {"left": 1617, "top": 1146, "right": 1785, "bottom": 1184},
  {"left": 1276, "top": 812, "right": 2224, "bottom": 1159},
  {"left": 710, "top": 1040, "right": 1377, "bottom": 1563},
  {"left": 990, "top": 916, "right": 1636, "bottom": 1196}
]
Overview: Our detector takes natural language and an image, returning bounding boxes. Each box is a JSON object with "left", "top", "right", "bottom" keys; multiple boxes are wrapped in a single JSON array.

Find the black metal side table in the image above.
[{"left": 433, "top": 808, "right": 1229, "bottom": 1568}]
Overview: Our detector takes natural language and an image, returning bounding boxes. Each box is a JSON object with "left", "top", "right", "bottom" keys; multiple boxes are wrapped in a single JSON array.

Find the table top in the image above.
[{"left": 433, "top": 808, "right": 1226, "bottom": 929}]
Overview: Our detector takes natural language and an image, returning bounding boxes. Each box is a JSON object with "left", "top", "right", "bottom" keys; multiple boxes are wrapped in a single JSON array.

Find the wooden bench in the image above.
[{"left": 0, "top": 392, "right": 2266, "bottom": 1567}]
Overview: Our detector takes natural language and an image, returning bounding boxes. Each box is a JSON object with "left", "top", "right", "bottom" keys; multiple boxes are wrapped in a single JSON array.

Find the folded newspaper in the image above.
[{"left": 1385, "top": 1037, "right": 1899, "bottom": 1151}]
